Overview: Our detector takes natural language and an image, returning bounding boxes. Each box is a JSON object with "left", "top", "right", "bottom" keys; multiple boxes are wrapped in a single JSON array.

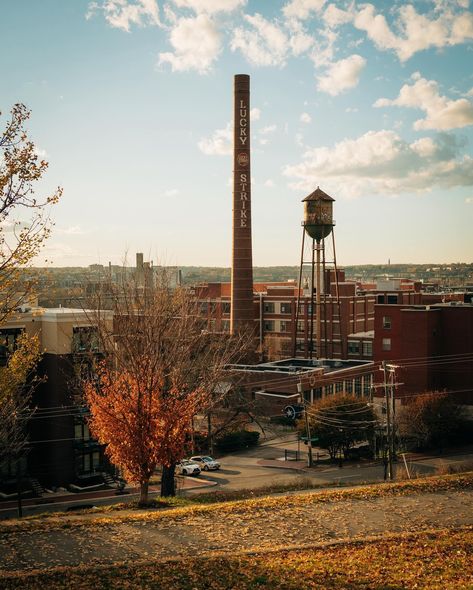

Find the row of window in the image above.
[
  {"left": 347, "top": 341, "right": 373, "bottom": 356},
  {"left": 263, "top": 320, "right": 291, "bottom": 333},
  {"left": 301, "top": 376, "right": 373, "bottom": 401}
]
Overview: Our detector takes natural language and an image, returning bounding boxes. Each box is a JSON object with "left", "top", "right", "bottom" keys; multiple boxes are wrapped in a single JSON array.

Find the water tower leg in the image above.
[{"left": 316, "top": 240, "right": 321, "bottom": 359}]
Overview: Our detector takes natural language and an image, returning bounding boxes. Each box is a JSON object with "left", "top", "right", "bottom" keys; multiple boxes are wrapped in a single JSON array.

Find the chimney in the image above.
[{"left": 231, "top": 74, "right": 254, "bottom": 333}]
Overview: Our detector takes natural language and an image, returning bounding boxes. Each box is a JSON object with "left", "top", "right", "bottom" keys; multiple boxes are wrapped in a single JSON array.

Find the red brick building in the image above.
[
  {"left": 192, "top": 274, "right": 376, "bottom": 362},
  {"left": 374, "top": 302, "right": 473, "bottom": 404}
]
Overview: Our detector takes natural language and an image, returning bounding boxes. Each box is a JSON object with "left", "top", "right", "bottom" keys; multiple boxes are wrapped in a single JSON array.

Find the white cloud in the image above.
[
  {"left": 411, "top": 137, "right": 438, "bottom": 157},
  {"left": 289, "top": 29, "right": 314, "bottom": 55},
  {"left": 308, "top": 26, "right": 338, "bottom": 66},
  {"left": 283, "top": 0, "right": 326, "bottom": 20},
  {"left": 163, "top": 188, "right": 179, "bottom": 197},
  {"left": 283, "top": 129, "right": 473, "bottom": 197},
  {"left": 0, "top": 220, "right": 30, "bottom": 233},
  {"left": 34, "top": 147, "right": 48, "bottom": 158},
  {"left": 465, "top": 197, "right": 473, "bottom": 204},
  {"left": 317, "top": 54, "right": 366, "bottom": 96},
  {"left": 300, "top": 112, "right": 312, "bottom": 123},
  {"left": 197, "top": 109, "right": 261, "bottom": 156},
  {"left": 284, "top": 18, "right": 314, "bottom": 55},
  {"left": 354, "top": 3, "right": 473, "bottom": 62},
  {"left": 198, "top": 122, "right": 232, "bottom": 155},
  {"left": 375, "top": 74, "right": 473, "bottom": 130},
  {"left": 56, "top": 225, "right": 87, "bottom": 235},
  {"left": 158, "top": 14, "right": 221, "bottom": 73},
  {"left": 323, "top": 4, "right": 352, "bottom": 28},
  {"left": 295, "top": 132, "right": 305, "bottom": 147},
  {"left": 345, "top": 107, "right": 358, "bottom": 113},
  {"left": 250, "top": 107, "right": 261, "bottom": 120},
  {"left": 259, "top": 124, "right": 277, "bottom": 135},
  {"left": 171, "top": 0, "right": 246, "bottom": 14},
  {"left": 86, "top": 0, "right": 161, "bottom": 31},
  {"left": 264, "top": 179, "right": 274, "bottom": 187},
  {"left": 231, "top": 13, "right": 288, "bottom": 66}
]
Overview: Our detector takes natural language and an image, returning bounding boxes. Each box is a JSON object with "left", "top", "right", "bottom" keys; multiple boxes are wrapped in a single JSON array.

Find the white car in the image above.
[
  {"left": 176, "top": 460, "right": 201, "bottom": 476},
  {"left": 190, "top": 455, "right": 221, "bottom": 471}
]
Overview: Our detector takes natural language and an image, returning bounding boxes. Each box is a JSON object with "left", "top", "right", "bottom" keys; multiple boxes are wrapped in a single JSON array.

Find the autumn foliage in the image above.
[
  {"left": 0, "top": 104, "right": 62, "bottom": 321},
  {"left": 83, "top": 271, "right": 250, "bottom": 501},
  {"left": 85, "top": 365, "right": 206, "bottom": 501}
]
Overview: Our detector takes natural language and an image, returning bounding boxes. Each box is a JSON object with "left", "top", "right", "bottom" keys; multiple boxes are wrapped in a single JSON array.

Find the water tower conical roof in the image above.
[{"left": 302, "top": 187, "right": 335, "bottom": 202}]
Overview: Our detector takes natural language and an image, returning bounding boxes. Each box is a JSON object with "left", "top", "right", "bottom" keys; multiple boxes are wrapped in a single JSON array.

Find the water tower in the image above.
[{"left": 294, "top": 187, "right": 339, "bottom": 359}]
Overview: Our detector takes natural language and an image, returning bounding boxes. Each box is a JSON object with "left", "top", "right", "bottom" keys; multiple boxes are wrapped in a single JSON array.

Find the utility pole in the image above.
[
  {"left": 382, "top": 361, "right": 393, "bottom": 480},
  {"left": 298, "top": 382, "right": 313, "bottom": 467},
  {"left": 207, "top": 411, "right": 213, "bottom": 456},
  {"left": 369, "top": 384, "right": 376, "bottom": 459},
  {"left": 386, "top": 364, "right": 398, "bottom": 464}
]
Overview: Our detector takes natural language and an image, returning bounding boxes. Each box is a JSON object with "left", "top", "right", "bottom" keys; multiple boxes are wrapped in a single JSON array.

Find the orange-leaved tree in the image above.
[{"left": 83, "top": 268, "right": 250, "bottom": 502}]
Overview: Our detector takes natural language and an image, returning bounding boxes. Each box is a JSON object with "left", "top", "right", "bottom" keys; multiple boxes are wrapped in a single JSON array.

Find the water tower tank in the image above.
[{"left": 302, "top": 187, "right": 335, "bottom": 242}]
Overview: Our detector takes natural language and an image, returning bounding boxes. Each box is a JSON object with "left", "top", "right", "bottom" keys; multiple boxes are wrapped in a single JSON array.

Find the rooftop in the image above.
[{"left": 228, "top": 358, "right": 373, "bottom": 375}]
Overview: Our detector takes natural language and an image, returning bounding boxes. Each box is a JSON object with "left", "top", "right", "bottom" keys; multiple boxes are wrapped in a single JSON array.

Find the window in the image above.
[
  {"left": 221, "top": 320, "right": 230, "bottom": 332},
  {"left": 280, "top": 321, "right": 290, "bottom": 333},
  {"left": 199, "top": 302, "right": 208, "bottom": 314},
  {"left": 362, "top": 341, "right": 373, "bottom": 357},
  {"left": 354, "top": 377, "right": 362, "bottom": 396},
  {"left": 74, "top": 416, "right": 91, "bottom": 441},
  {"left": 382, "top": 316, "right": 391, "bottom": 329},
  {"left": 0, "top": 328, "right": 24, "bottom": 365},
  {"left": 377, "top": 295, "right": 385, "bottom": 304},
  {"left": 382, "top": 338, "right": 391, "bottom": 351},
  {"left": 77, "top": 450, "right": 102, "bottom": 475},
  {"left": 264, "top": 320, "right": 275, "bottom": 332},
  {"left": 324, "top": 383, "right": 334, "bottom": 396},
  {"left": 297, "top": 320, "right": 305, "bottom": 332},
  {"left": 348, "top": 341, "right": 360, "bottom": 355},
  {"left": 72, "top": 327, "right": 99, "bottom": 353},
  {"left": 387, "top": 295, "right": 398, "bottom": 304},
  {"left": 346, "top": 380, "right": 353, "bottom": 394},
  {"left": 314, "top": 387, "right": 322, "bottom": 400},
  {"left": 264, "top": 302, "right": 275, "bottom": 313},
  {"left": 280, "top": 303, "right": 291, "bottom": 314},
  {"left": 222, "top": 302, "right": 231, "bottom": 314},
  {"left": 335, "top": 381, "right": 344, "bottom": 393}
]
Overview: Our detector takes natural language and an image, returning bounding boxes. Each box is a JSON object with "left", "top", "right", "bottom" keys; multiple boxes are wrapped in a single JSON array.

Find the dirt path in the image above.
[{"left": 1, "top": 487, "right": 472, "bottom": 574}]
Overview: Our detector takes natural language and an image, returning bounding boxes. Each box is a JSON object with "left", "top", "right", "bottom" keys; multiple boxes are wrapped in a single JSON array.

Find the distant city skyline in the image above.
[{"left": 1, "top": 0, "right": 472, "bottom": 267}]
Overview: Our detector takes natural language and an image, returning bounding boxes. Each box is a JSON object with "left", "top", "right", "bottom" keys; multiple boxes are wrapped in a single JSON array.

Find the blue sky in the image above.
[{"left": 1, "top": 0, "right": 472, "bottom": 267}]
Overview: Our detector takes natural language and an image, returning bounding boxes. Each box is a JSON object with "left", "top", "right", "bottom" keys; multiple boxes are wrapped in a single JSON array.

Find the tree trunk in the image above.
[
  {"left": 139, "top": 480, "right": 149, "bottom": 505},
  {"left": 161, "top": 464, "right": 176, "bottom": 497}
]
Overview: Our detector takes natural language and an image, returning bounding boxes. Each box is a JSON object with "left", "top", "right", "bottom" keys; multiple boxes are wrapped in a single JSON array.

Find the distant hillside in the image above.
[{"left": 178, "top": 264, "right": 473, "bottom": 285}]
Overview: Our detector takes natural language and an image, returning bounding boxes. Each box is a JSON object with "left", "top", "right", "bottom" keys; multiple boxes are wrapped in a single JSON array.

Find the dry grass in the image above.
[{"left": 1, "top": 527, "right": 472, "bottom": 589}]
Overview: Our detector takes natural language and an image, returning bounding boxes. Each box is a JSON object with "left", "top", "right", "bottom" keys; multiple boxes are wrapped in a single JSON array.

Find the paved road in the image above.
[{"left": 1, "top": 487, "right": 472, "bottom": 573}]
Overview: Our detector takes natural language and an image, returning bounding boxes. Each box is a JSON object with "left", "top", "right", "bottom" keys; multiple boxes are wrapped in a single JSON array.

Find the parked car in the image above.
[
  {"left": 176, "top": 460, "right": 201, "bottom": 476},
  {"left": 190, "top": 455, "right": 221, "bottom": 471}
]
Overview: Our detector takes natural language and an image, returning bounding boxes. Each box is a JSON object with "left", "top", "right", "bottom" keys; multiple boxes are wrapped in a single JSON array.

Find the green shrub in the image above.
[{"left": 215, "top": 430, "right": 260, "bottom": 452}]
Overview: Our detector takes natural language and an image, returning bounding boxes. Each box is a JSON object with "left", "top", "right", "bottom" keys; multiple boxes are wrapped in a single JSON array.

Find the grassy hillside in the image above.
[{"left": 1, "top": 474, "right": 472, "bottom": 589}]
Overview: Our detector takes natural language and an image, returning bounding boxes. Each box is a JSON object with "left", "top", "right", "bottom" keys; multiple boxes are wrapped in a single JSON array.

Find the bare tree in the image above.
[{"left": 83, "top": 269, "right": 251, "bottom": 502}]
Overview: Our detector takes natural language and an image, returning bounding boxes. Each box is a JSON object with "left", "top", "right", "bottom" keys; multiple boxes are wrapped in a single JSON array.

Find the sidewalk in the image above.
[{"left": 0, "top": 475, "right": 216, "bottom": 516}]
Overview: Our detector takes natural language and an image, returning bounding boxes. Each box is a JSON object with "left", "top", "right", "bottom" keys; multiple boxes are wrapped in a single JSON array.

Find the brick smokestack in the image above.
[{"left": 231, "top": 74, "right": 254, "bottom": 334}]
